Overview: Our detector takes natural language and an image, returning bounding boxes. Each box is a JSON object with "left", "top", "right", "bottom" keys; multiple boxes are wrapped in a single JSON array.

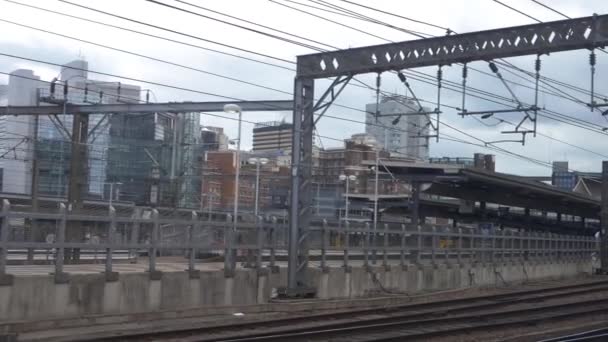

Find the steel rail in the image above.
[{"left": 92, "top": 279, "right": 608, "bottom": 341}]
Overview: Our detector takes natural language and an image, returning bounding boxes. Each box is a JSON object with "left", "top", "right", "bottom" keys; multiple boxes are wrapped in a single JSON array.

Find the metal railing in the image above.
[{"left": 0, "top": 200, "right": 598, "bottom": 280}]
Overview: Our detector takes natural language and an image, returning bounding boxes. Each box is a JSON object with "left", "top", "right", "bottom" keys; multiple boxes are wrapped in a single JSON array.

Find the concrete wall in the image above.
[{"left": 0, "top": 259, "right": 593, "bottom": 324}]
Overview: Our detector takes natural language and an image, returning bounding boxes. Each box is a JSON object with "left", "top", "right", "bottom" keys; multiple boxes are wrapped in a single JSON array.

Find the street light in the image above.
[
  {"left": 224, "top": 104, "right": 242, "bottom": 268},
  {"left": 339, "top": 174, "right": 357, "bottom": 222},
  {"left": 248, "top": 157, "right": 269, "bottom": 218},
  {"left": 102, "top": 182, "right": 122, "bottom": 212}
]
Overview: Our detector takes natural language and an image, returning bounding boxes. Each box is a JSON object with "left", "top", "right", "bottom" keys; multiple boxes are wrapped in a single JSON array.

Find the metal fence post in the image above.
[
  {"left": 415, "top": 226, "right": 422, "bottom": 265},
  {"left": 383, "top": 223, "right": 389, "bottom": 268},
  {"left": 0, "top": 200, "right": 10, "bottom": 277},
  {"left": 531, "top": 232, "right": 537, "bottom": 260},
  {"left": 364, "top": 222, "right": 370, "bottom": 267},
  {"left": 224, "top": 214, "right": 234, "bottom": 277},
  {"left": 371, "top": 222, "right": 377, "bottom": 266},
  {"left": 343, "top": 220, "right": 350, "bottom": 270},
  {"left": 130, "top": 208, "right": 141, "bottom": 263},
  {"left": 54, "top": 203, "right": 67, "bottom": 282},
  {"left": 543, "top": 232, "right": 551, "bottom": 260},
  {"left": 499, "top": 229, "right": 504, "bottom": 263},
  {"left": 269, "top": 216, "right": 277, "bottom": 271},
  {"left": 519, "top": 231, "right": 530, "bottom": 264},
  {"left": 471, "top": 228, "right": 483, "bottom": 263},
  {"left": 400, "top": 224, "right": 406, "bottom": 268},
  {"left": 508, "top": 230, "right": 514, "bottom": 263},
  {"left": 188, "top": 212, "right": 198, "bottom": 276},
  {"left": 105, "top": 206, "right": 117, "bottom": 280},
  {"left": 554, "top": 233, "right": 559, "bottom": 261},
  {"left": 148, "top": 209, "right": 159, "bottom": 275},
  {"left": 256, "top": 215, "right": 264, "bottom": 270},
  {"left": 443, "top": 227, "right": 450, "bottom": 265},
  {"left": 568, "top": 234, "right": 573, "bottom": 260},
  {"left": 320, "top": 219, "right": 328, "bottom": 271},
  {"left": 430, "top": 226, "right": 437, "bottom": 265},
  {"left": 491, "top": 229, "right": 496, "bottom": 264},
  {"left": 457, "top": 228, "right": 463, "bottom": 265}
]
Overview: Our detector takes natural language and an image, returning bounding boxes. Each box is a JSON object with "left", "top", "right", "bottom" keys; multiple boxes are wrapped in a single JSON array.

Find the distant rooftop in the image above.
[{"left": 254, "top": 120, "right": 291, "bottom": 129}]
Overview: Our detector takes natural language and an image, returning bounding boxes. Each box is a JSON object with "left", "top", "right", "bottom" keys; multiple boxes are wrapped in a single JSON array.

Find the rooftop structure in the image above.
[
  {"left": 365, "top": 95, "right": 431, "bottom": 160},
  {"left": 252, "top": 120, "right": 292, "bottom": 153}
]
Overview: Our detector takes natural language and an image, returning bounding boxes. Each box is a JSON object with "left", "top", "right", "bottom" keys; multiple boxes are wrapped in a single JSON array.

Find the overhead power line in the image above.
[
  {"left": 173, "top": 0, "right": 338, "bottom": 50},
  {"left": 277, "top": 0, "right": 606, "bottom": 129},
  {"left": 0, "top": 18, "right": 293, "bottom": 96},
  {"left": 47, "top": 0, "right": 608, "bottom": 126},
  {"left": 4, "top": 2, "right": 604, "bottom": 169},
  {"left": 0, "top": 0, "right": 295, "bottom": 71},
  {"left": 56, "top": 0, "right": 295, "bottom": 64},
  {"left": 145, "top": 0, "right": 325, "bottom": 51},
  {"left": 530, "top": 0, "right": 571, "bottom": 19},
  {"left": 491, "top": 0, "right": 608, "bottom": 56},
  {"left": 492, "top": 0, "right": 542, "bottom": 22},
  {"left": 335, "top": 0, "right": 450, "bottom": 32}
]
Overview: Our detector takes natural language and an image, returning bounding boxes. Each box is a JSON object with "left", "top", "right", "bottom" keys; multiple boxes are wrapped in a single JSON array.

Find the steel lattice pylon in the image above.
[{"left": 286, "top": 14, "right": 608, "bottom": 296}]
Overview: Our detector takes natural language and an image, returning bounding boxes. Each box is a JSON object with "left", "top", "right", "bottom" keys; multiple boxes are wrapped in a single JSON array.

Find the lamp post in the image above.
[
  {"left": 339, "top": 174, "right": 357, "bottom": 221},
  {"left": 224, "top": 104, "right": 242, "bottom": 272},
  {"left": 248, "top": 157, "right": 269, "bottom": 217},
  {"left": 102, "top": 182, "right": 122, "bottom": 212}
]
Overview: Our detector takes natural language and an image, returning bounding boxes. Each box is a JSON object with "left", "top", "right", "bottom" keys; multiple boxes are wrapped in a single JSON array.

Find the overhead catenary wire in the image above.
[
  {"left": 0, "top": 66, "right": 431, "bottom": 161},
  {"left": 172, "top": 0, "right": 608, "bottom": 136},
  {"left": 300, "top": 0, "right": 606, "bottom": 114},
  {"left": 335, "top": 0, "right": 450, "bottom": 33},
  {"left": 491, "top": 0, "right": 543, "bottom": 22},
  {"left": 530, "top": 0, "right": 571, "bottom": 19},
  {"left": 56, "top": 0, "right": 296, "bottom": 65},
  {"left": 26, "top": 0, "right": 608, "bottom": 131},
  {"left": 0, "top": 63, "right": 559, "bottom": 169},
  {"left": 275, "top": 0, "right": 431, "bottom": 38},
  {"left": 3, "top": 2, "right": 604, "bottom": 169},
  {"left": 145, "top": 0, "right": 326, "bottom": 52},
  {"left": 272, "top": 0, "right": 608, "bottom": 139},
  {"left": 173, "top": 0, "right": 340, "bottom": 50},
  {"left": 0, "top": 0, "right": 295, "bottom": 71},
  {"left": 3, "top": 16, "right": 604, "bottom": 152},
  {"left": 0, "top": 44, "right": 600, "bottom": 169},
  {"left": 491, "top": 0, "right": 608, "bottom": 56},
  {"left": 0, "top": 18, "right": 293, "bottom": 96}
]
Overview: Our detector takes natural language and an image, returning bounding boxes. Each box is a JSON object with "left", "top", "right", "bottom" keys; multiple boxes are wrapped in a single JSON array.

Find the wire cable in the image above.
[
  {"left": 530, "top": 0, "right": 571, "bottom": 19},
  {"left": 2, "top": 6, "right": 600, "bottom": 170},
  {"left": 0, "top": 0, "right": 295, "bottom": 71}
]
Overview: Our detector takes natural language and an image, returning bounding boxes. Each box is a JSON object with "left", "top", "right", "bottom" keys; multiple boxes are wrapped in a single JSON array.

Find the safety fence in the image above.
[{"left": 0, "top": 200, "right": 598, "bottom": 278}]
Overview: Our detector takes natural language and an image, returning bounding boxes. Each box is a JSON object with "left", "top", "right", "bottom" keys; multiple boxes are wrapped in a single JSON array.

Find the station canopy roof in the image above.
[{"left": 361, "top": 160, "right": 600, "bottom": 219}]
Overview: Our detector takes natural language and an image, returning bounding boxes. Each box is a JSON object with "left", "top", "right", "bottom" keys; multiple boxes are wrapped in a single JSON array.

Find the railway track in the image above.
[
  {"left": 538, "top": 328, "right": 608, "bottom": 342},
  {"left": 95, "top": 279, "right": 608, "bottom": 342}
]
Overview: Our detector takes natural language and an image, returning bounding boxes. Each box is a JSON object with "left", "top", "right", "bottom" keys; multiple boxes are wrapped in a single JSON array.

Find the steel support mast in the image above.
[{"left": 286, "top": 14, "right": 608, "bottom": 296}]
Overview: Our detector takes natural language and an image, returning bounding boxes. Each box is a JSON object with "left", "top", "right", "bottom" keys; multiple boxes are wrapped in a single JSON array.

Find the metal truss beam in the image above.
[
  {"left": 313, "top": 75, "right": 352, "bottom": 126},
  {"left": 0, "top": 100, "right": 293, "bottom": 115},
  {"left": 297, "top": 15, "right": 608, "bottom": 78},
  {"left": 287, "top": 14, "right": 608, "bottom": 296},
  {"left": 284, "top": 77, "right": 315, "bottom": 298}
]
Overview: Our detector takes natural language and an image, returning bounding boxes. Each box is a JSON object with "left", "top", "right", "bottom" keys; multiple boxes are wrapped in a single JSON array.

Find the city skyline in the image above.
[{"left": 1, "top": 0, "right": 607, "bottom": 175}]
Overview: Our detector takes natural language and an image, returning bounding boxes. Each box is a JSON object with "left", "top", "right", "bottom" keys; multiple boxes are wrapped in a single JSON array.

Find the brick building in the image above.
[{"left": 201, "top": 151, "right": 290, "bottom": 213}]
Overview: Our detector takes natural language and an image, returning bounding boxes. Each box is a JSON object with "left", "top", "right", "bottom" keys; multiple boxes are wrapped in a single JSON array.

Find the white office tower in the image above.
[
  {"left": 0, "top": 59, "right": 142, "bottom": 197},
  {"left": 365, "top": 95, "right": 430, "bottom": 160},
  {"left": 0, "top": 70, "right": 44, "bottom": 194}
]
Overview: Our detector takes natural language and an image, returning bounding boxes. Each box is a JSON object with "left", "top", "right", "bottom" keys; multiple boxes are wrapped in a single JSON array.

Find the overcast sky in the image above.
[{"left": 1, "top": 0, "right": 608, "bottom": 176}]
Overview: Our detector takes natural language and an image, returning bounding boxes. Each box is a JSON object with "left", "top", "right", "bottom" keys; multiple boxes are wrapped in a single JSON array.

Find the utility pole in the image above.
[
  {"left": 28, "top": 96, "right": 40, "bottom": 264},
  {"left": 170, "top": 114, "right": 181, "bottom": 209},
  {"left": 66, "top": 109, "right": 89, "bottom": 262},
  {"left": 601, "top": 161, "right": 608, "bottom": 273}
]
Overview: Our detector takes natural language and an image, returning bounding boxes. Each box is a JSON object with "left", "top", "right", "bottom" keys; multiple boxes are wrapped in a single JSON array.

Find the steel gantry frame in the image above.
[{"left": 286, "top": 14, "right": 608, "bottom": 296}]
